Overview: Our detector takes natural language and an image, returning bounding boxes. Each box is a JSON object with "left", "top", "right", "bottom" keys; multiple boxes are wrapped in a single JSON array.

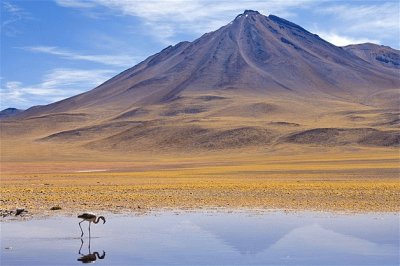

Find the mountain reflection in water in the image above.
[{"left": 1, "top": 211, "right": 398, "bottom": 265}]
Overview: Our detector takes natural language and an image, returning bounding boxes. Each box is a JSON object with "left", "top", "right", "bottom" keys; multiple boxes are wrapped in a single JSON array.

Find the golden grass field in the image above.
[{"left": 1, "top": 147, "right": 399, "bottom": 215}]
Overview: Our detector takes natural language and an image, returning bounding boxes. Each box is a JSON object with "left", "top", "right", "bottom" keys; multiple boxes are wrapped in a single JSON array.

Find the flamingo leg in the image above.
[
  {"left": 78, "top": 238, "right": 84, "bottom": 254},
  {"left": 88, "top": 233, "right": 91, "bottom": 253},
  {"left": 79, "top": 220, "right": 84, "bottom": 237},
  {"left": 89, "top": 222, "right": 91, "bottom": 238}
]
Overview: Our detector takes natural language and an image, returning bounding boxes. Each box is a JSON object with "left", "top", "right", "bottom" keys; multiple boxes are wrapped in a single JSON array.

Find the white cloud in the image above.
[
  {"left": 20, "top": 46, "right": 139, "bottom": 67},
  {"left": 1, "top": 1, "right": 23, "bottom": 27},
  {"left": 320, "top": 2, "right": 399, "bottom": 38},
  {"left": 1, "top": 1, "right": 30, "bottom": 36},
  {"left": 1, "top": 81, "right": 26, "bottom": 103},
  {"left": 54, "top": 0, "right": 399, "bottom": 47},
  {"left": 53, "top": 0, "right": 97, "bottom": 8},
  {"left": 0, "top": 68, "right": 116, "bottom": 109},
  {"left": 316, "top": 32, "right": 380, "bottom": 47},
  {"left": 55, "top": 0, "right": 316, "bottom": 44}
]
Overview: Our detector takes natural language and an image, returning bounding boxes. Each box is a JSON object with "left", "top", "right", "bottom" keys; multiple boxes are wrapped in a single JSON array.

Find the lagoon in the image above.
[{"left": 1, "top": 210, "right": 399, "bottom": 265}]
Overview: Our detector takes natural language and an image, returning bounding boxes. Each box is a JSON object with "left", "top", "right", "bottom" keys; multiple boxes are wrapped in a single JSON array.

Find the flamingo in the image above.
[{"left": 78, "top": 213, "right": 106, "bottom": 237}]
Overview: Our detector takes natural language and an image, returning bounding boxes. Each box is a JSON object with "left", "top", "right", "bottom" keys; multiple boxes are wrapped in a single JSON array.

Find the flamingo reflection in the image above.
[{"left": 78, "top": 237, "right": 106, "bottom": 264}]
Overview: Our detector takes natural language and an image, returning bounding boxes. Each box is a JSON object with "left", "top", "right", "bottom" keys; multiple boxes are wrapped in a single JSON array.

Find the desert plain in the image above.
[{"left": 1, "top": 93, "right": 399, "bottom": 216}]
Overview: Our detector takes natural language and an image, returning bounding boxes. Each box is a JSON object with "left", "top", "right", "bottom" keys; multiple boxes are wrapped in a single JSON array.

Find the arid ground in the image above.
[
  {"left": 1, "top": 94, "right": 399, "bottom": 216},
  {"left": 1, "top": 146, "right": 399, "bottom": 216}
]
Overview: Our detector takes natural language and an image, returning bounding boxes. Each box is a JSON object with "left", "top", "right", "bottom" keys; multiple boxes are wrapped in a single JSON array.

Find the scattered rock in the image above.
[
  {"left": 1, "top": 208, "right": 28, "bottom": 217},
  {"left": 15, "top": 208, "right": 27, "bottom": 216},
  {"left": 50, "top": 206, "right": 62, "bottom": 211}
]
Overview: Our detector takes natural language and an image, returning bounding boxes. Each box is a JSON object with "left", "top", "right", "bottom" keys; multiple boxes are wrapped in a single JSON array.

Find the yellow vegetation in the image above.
[{"left": 1, "top": 148, "right": 399, "bottom": 215}]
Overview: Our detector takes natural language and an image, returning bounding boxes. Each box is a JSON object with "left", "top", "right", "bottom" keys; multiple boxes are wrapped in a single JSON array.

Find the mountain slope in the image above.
[
  {"left": 18, "top": 10, "right": 399, "bottom": 119},
  {"left": 2, "top": 10, "right": 399, "bottom": 158},
  {"left": 0, "top": 108, "right": 23, "bottom": 119},
  {"left": 343, "top": 43, "right": 400, "bottom": 69}
]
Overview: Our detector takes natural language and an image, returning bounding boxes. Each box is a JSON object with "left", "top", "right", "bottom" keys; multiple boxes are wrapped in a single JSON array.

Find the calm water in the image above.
[{"left": 1, "top": 210, "right": 399, "bottom": 265}]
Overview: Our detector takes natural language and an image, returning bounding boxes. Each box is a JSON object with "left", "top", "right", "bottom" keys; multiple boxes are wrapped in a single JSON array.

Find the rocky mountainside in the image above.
[
  {"left": 18, "top": 10, "right": 399, "bottom": 118},
  {"left": 2, "top": 10, "right": 399, "bottom": 156},
  {"left": 0, "top": 108, "right": 23, "bottom": 119},
  {"left": 344, "top": 43, "right": 400, "bottom": 69}
]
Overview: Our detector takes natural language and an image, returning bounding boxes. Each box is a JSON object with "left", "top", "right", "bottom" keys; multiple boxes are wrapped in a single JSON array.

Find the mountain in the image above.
[
  {"left": 18, "top": 10, "right": 399, "bottom": 118},
  {"left": 1, "top": 10, "right": 399, "bottom": 159},
  {"left": 0, "top": 108, "right": 23, "bottom": 119},
  {"left": 343, "top": 43, "right": 400, "bottom": 69}
]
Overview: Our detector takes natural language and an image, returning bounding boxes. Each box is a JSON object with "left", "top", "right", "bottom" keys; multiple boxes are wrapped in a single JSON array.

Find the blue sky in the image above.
[{"left": 1, "top": 0, "right": 399, "bottom": 109}]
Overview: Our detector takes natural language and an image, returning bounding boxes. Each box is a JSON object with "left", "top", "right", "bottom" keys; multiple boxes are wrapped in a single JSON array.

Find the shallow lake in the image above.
[{"left": 1, "top": 210, "right": 399, "bottom": 265}]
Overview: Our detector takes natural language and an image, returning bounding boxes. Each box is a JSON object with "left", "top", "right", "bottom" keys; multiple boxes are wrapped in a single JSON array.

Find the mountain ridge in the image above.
[
  {"left": 343, "top": 43, "right": 400, "bottom": 69},
  {"left": 0, "top": 108, "right": 24, "bottom": 119},
  {"left": 15, "top": 10, "right": 399, "bottom": 119},
  {"left": 2, "top": 10, "right": 399, "bottom": 157}
]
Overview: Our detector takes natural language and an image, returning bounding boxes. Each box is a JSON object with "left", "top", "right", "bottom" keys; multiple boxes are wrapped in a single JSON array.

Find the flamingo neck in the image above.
[{"left": 93, "top": 216, "right": 105, "bottom": 224}]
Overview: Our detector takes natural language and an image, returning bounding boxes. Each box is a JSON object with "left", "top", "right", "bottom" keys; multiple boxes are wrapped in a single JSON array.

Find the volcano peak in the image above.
[
  {"left": 235, "top": 9, "right": 261, "bottom": 19},
  {"left": 243, "top": 10, "right": 260, "bottom": 15}
]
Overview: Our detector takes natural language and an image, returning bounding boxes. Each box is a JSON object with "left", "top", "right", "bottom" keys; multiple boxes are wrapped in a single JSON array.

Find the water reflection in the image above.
[
  {"left": 193, "top": 213, "right": 305, "bottom": 254},
  {"left": 1, "top": 211, "right": 398, "bottom": 265},
  {"left": 77, "top": 238, "right": 106, "bottom": 264}
]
